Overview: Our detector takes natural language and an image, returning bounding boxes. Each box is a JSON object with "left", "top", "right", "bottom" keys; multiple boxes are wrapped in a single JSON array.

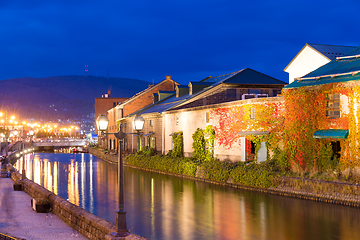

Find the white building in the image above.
[{"left": 284, "top": 43, "right": 357, "bottom": 84}]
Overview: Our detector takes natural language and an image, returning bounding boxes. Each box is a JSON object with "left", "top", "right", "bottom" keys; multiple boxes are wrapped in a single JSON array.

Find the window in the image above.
[
  {"left": 205, "top": 112, "right": 210, "bottom": 123},
  {"left": 327, "top": 93, "right": 340, "bottom": 118},
  {"left": 149, "top": 119, "right": 153, "bottom": 126},
  {"left": 176, "top": 115, "right": 179, "bottom": 125},
  {"left": 226, "top": 89, "right": 237, "bottom": 98},
  {"left": 250, "top": 108, "right": 255, "bottom": 120}
]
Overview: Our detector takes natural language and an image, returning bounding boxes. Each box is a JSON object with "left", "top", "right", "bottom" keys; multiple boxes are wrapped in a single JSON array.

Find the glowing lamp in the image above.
[
  {"left": 96, "top": 114, "right": 109, "bottom": 132},
  {"left": 133, "top": 115, "right": 145, "bottom": 132}
]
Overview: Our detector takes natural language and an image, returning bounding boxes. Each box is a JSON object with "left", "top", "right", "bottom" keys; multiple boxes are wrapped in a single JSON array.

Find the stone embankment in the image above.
[
  {"left": 90, "top": 148, "right": 360, "bottom": 208},
  {"left": 10, "top": 166, "right": 148, "bottom": 240}
]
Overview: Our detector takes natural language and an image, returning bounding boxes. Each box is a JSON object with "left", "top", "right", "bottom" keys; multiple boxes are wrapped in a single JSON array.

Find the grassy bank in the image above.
[{"left": 125, "top": 152, "right": 276, "bottom": 188}]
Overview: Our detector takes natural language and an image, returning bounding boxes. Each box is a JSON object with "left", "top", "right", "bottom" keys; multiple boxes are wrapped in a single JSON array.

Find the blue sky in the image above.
[{"left": 0, "top": 0, "right": 359, "bottom": 84}]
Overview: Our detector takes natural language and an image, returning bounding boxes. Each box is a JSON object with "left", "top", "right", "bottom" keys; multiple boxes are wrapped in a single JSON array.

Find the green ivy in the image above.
[
  {"left": 192, "top": 125, "right": 216, "bottom": 162},
  {"left": 171, "top": 131, "right": 183, "bottom": 157},
  {"left": 192, "top": 128, "right": 206, "bottom": 161},
  {"left": 204, "top": 125, "right": 216, "bottom": 162}
]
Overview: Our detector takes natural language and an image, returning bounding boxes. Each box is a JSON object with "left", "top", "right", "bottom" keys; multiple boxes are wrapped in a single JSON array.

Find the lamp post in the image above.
[
  {"left": 133, "top": 115, "right": 145, "bottom": 151},
  {"left": 96, "top": 114, "right": 145, "bottom": 237}
]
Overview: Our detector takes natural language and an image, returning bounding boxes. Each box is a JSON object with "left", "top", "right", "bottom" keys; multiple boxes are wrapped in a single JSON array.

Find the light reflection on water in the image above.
[{"left": 14, "top": 153, "right": 360, "bottom": 240}]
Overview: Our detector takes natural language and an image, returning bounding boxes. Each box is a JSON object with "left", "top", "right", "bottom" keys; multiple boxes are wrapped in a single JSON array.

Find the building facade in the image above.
[
  {"left": 106, "top": 76, "right": 178, "bottom": 153},
  {"left": 284, "top": 43, "right": 357, "bottom": 84}
]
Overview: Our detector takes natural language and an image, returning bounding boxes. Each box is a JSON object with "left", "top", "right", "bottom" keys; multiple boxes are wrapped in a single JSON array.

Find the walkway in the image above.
[{"left": 0, "top": 174, "right": 88, "bottom": 240}]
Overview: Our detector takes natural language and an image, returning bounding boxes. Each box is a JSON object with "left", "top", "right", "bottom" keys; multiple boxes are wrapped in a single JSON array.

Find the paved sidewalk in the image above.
[{"left": 0, "top": 176, "right": 89, "bottom": 240}]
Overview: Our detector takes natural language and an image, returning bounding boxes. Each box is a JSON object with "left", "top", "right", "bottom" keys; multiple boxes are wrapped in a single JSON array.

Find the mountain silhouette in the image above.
[{"left": 0, "top": 75, "right": 150, "bottom": 121}]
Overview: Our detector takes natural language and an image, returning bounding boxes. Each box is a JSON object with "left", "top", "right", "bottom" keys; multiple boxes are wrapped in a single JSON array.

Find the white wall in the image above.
[
  {"left": 285, "top": 45, "right": 330, "bottom": 84},
  {"left": 164, "top": 110, "right": 210, "bottom": 157}
]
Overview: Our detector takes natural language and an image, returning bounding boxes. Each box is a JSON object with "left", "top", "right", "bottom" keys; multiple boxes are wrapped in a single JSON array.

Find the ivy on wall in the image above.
[
  {"left": 282, "top": 82, "right": 360, "bottom": 172},
  {"left": 210, "top": 101, "right": 284, "bottom": 157},
  {"left": 192, "top": 125, "right": 216, "bottom": 162},
  {"left": 170, "top": 131, "right": 183, "bottom": 158}
]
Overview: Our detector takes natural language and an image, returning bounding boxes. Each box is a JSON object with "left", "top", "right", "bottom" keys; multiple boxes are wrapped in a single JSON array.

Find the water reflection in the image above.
[{"left": 14, "top": 153, "right": 360, "bottom": 240}]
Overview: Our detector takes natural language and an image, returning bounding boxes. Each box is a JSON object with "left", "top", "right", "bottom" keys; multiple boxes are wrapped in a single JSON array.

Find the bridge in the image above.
[{"left": 32, "top": 139, "right": 88, "bottom": 147}]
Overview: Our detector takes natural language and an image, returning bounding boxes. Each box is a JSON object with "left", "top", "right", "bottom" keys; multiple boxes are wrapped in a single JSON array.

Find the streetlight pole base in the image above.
[{"left": 109, "top": 231, "right": 130, "bottom": 238}]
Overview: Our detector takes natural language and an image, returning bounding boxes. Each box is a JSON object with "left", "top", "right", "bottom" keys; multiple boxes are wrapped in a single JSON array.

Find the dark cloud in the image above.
[{"left": 0, "top": 0, "right": 359, "bottom": 84}]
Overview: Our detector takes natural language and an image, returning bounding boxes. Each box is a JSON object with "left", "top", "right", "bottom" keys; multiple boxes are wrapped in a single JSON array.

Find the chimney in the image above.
[
  {"left": 165, "top": 75, "right": 172, "bottom": 80},
  {"left": 107, "top": 90, "right": 111, "bottom": 98}
]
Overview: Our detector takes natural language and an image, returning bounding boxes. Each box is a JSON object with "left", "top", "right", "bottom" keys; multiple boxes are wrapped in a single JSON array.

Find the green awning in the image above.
[{"left": 313, "top": 129, "right": 349, "bottom": 139}]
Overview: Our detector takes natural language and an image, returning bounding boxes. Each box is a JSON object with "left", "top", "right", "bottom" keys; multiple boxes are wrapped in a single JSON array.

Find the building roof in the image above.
[
  {"left": 307, "top": 43, "right": 357, "bottom": 60},
  {"left": 202, "top": 68, "right": 286, "bottom": 85},
  {"left": 130, "top": 68, "right": 286, "bottom": 116},
  {"left": 115, "top": 77, "right": 177, "bottom": 108},
  {"left": 284, "top": 46, "right": 360, "bottom": 89},
  {"left": 284, "top": 43, "right": 358, "bottom": 71}
]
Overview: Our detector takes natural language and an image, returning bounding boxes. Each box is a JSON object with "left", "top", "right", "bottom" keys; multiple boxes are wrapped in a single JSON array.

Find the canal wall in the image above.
[
  {"left": 9, "top": 166, "right": 147, "bottom": 240},
  {"left": 89, "top": 148, "right": 360, "bottom": 208},
  {"left": 89, "top": 147, "right": 119, "bottom": 164}
]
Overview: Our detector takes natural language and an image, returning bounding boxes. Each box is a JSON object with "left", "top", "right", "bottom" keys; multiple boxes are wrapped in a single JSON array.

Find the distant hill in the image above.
[{"left": 0, "top": 75, "right": 150, "bottom": 121}]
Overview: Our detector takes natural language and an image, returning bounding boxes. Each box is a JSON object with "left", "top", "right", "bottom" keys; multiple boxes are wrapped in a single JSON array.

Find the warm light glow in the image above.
[
  {"left": 22, "top": 121, "right": 26, "bottom": 125},
  {"left": 10, "top": 116, "right": 15, "bottom": 120},
  {"left": 0, "top": 112, "right": 3, "bottom": 117},
  {"left": 96, "top": 114, "right": 109, "bottom": 132},
  {"left": 133, "top": 115, "right": 145, "bottom": 131}
]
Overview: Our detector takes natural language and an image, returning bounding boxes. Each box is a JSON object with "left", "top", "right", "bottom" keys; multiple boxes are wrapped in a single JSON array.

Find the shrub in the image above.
[
  {"left": 125, "top": 154, "right": 276, "bottom": 188},
  {"left": 230, "top": 162, "right": 274, "bottom": 188}
]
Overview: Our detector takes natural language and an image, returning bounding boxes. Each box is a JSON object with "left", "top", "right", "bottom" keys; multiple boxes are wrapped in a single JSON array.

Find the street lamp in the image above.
[
  {"left": 133, "top": 115, "right": 145, "bottom": 151},
  {"left": 96, "top": 114, "right": 144, "bottom": 237}
]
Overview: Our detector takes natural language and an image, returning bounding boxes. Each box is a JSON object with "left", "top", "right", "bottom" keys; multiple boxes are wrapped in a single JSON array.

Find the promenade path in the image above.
[{"left": 0, "top": 172, "right": 88, "bottom": 240}]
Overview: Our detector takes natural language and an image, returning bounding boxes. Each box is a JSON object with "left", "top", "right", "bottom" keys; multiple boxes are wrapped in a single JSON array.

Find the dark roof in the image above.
[
  {"left": 284, "top": 47, "right": 360, "bottom": 89},
  {"left": 188, "top": 81, "right": 215, "bottom": 86},
  {"left": 308, "top": 43, "right": 358, "bottom": 60},
  {"left": 131, "top": 68, "right": 286, "bottom": 115},
  {"left": 207, "top": 68, "right": 286, "bottom": 85}
]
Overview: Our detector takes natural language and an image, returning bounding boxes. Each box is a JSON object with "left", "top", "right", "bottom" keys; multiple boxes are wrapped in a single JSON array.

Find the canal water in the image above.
[{"left": 14, "top": 153, "right": 360, "bottom": 240}]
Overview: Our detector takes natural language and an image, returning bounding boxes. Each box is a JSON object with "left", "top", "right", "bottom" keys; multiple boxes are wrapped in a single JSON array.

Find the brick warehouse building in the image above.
[
  {"left": 94, "top": 90, "right": 128, "bottom": 135},
  {"left": 105, "top": 76, "right": 179, "bottom": 152}
]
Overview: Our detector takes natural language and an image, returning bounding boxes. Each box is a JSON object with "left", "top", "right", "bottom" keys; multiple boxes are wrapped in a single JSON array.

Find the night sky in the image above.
[{"left": 1, "top": 0, "right": 359, "bottom": 84}]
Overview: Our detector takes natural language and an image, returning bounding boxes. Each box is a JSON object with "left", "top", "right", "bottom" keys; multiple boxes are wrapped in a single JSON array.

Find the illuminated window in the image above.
[
  {"left": 327, "top": 93, "right": 340, "bottom": 118},
  {"left": 205, "top": 112, "right": 210, "bottom": 123}
]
